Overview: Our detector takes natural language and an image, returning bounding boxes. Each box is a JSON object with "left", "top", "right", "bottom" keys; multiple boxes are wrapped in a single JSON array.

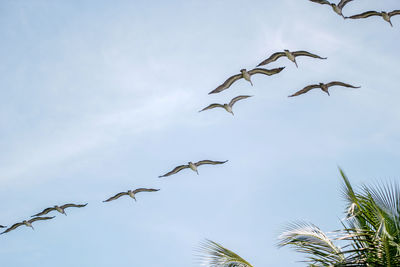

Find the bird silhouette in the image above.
[
  {"left": 257, "top": 50, "right": 326, "bottom": 68},
  {"left": 159, "top": 160, "right": 228, "bottom": 177},
  {"left": 103, "top": 188, "right": 160, "bottom": 202},
  {"left": 288, "top": 81, "right": 360, "bottom": 97},
  {"left": 1, "top": 217, "right": 55, "bottom": 234},
  {"left": 199, "top": 95, "right": 253, "bottom": 115},
  {"left": 309, "top": 0, "right": 354, "bottom": 18},
  {"left": 347, "top": 10, "right": 400, "bottom": 27},
  {"left": 209, "top": 67, "right": 284, "bottom": 94},
  {"left": 32, "top": 203, "right": 88, "bottom": 217}
]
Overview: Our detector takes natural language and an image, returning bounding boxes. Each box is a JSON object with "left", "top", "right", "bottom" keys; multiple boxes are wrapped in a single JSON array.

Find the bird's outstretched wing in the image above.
[
  {"left": 199, "top": 103, "right": 224, "bottom": 112},
  {"left": 309, "top": 0, "right": 331, "bottom": 5},
  {"left": 209, "top": 73, "right": 243, "bottom": 94},
  {"left": 103, "top": 192, "right": 129, "bottom": 202},
  {"left": 195, "top": 160, "right": 228, "bottom": 167},
  {"left": 0, "top": 225, "right": 7, "bottom": 228},
  {"left": 229, "top": 95, "right": 252, "bottom": 107},
  {"left": 326, "top": 81, "right": 360, "bottom": 88},
  {"left": 28, "top": 216, "right": 55, "bottom": 223},
  {"left": 31, "top": 207, "right": 56, "bottom": 217},
  {"left": 248, "top": 67, "right": 285, "bottom": 76},
  {"left": 338, "top": 0, "right": 353, "bottom": 9},
  {"left": 288, "top": 84, "right": 321, "bottom": 97},
  {"left": 257, "top": 52, "right": 286, "bottom": 66},
  {"left": 389, "top": 10, "right": 400, "bottom": 17},
  {"left": 348, "top": 11, "right": 382, "bottom": 19},
  {"left": 158, "top": 164, "right": 189, "bottom": 177},
  {"left": 132, "top": 188, "right": 160, "bottom": 194},
  {"left": 61, "top": 203, "right": 88, "bottom": 209},
  {"left": 292, "top": 51, "right": 327, "bottom": 59},
  {"left": 0, "top": 222, "right": 24, "bottom": 234}
]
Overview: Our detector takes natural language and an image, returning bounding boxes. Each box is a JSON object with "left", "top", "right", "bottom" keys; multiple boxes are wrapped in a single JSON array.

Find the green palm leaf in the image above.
[
  {"left": 278, "top": 221, "right": 345, "bottom": 265},
  {"left": 196, "top": 239, "right": 253, "bottom": 267}
]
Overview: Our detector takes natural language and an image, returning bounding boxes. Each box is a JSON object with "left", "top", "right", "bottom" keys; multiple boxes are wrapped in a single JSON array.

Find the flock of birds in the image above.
[
  {"left": 0, "top": 158, "right": 231, "bottom": 234},
  {"left": 311, "top": 0, "right": 400, "bottom": 27},
  {"left": 0, "top": 2, "right": 398, "bottom": 263},
  {"left": 201, "top": 48, "right": 361, "bottom": 115}
]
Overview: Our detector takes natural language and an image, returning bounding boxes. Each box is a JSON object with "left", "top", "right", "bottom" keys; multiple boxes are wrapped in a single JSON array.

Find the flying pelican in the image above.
[
  {"left": 309, "top": 0, "right": 354, "bottom": 18},
  {"left": 31, "top": 203, "right": 88, "bottom": 217},
  {"left": 288, "top": 81, "right": 360, "bottom": 97},
  {"left": 208, "top": 67, "right": 284, "bottom": 94},
  {"left": 347, "top": 10, "right": 400, "bottom": 27},
  {"left": 103, "top": 188, "right": 160, "bottom": 202},
  {"left": 0, "top": 217, "right": 55, "bottom": 234},
  {"left": 159, "top": 160, "right": 228, "bottom": 178},
  {"left": 199, "top": 95, "right": 253, "bottom": 115},
  {"left": 257, "top": 50, "right": 327, "bottom": 68}
]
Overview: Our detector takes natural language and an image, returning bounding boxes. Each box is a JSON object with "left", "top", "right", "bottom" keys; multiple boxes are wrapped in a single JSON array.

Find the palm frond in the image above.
[
  {"left": 339, "top": 168, "right": 360, "bottom": 219},
  {"left": 278, "top": 221, "right": 345, "bottom": 265},
  {"left": 196, "top": 239, "right": 253, "bottom": 267}
]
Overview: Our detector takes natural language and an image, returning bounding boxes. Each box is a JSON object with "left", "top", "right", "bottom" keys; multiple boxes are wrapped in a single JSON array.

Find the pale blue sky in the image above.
[{"left": 0, "top": 1, "right": 399, "bottom": 266}]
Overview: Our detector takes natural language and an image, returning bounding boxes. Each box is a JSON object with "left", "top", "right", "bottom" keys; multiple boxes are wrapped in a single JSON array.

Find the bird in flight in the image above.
[
  {"left": 309, "top": 0, "right": 354, "bottom": 18},
  {"left": 347, "top": 10, "right": 400, "bottom": 27},
  {"left": 31, "top": 203, "right": 88, "bottom": 217},
  {"left": 257, "top": 50, "right": 326, "bottom": 68},
  {"left": 103, "top": 188, "right": 160, "bottom": 202},
  {"left": 209, "top": 67, "right": 284, "bottom": 94},
  {"left": 159, "top": 160, "right": 228, "bottom": 177},
  {"left": 199, "top": 95, "right": 253, "bottom": 115},
  {"left": 1, "top": 217, "right": 55, "bottom": 234},
  {"left": 288, "top": 81, "right": 360, "bottom": 97}
]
